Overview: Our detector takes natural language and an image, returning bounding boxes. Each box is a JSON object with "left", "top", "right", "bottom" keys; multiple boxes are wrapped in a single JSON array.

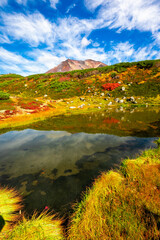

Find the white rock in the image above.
[
  {"left": 122, "top": 87, "right": 125, "bottom": 91},
  {"left": 69, "top": 106, "right": 76, "bottom": 109},
  {"left": 108, "top": 102, "right": 112, "bottom": 106}
]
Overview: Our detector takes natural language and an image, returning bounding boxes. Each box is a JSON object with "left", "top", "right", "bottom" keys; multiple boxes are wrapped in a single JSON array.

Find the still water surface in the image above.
[{"left": 0, "top": 107, "right": 159, "bottom": 215}]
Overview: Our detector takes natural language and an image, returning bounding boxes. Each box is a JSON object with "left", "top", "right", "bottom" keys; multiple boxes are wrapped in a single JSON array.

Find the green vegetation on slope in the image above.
[{"left": 0, "top": 59, "right": 160, "bottom": 100}]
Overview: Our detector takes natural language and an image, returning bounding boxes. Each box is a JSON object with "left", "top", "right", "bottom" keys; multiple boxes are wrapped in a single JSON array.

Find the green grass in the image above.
[
  {"left": 3, "top": 213, "right": 65, "bottom": 240},
  {"left": 0, "top": 91, "right": 10, "bottom": 100}
]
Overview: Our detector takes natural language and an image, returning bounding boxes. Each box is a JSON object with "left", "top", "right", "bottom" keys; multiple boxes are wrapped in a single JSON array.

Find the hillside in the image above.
[
  {"left": 0, "top": 59, "right": 160, "bottom": 129},
  {"left": 46, "top": 59, "right": 107, "bottom": 73}
]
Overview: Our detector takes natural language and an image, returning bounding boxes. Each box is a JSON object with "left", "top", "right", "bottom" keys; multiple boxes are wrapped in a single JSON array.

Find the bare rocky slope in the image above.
[{"left": 46, "top": 59, "right": 107, "bottom": 73}]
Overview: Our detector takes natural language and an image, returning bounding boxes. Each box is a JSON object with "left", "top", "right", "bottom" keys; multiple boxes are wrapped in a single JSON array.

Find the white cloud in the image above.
[
  {"left": 0, "top": 34, "right": 12, "bottom": 44},
  {"left": 85, "top": 0, "right": 160, "bottom": 41},
  {"left": 0, "top": 0, "right": 7, "bottom": 6},
  {"left": 49, "top": 0, "right": 59, "bottom": 9},
  {"left": 1, "top": 12, "right": 54, "bottom": 47},
  {"left": 106, "top": 42, "right": 159, "bottom": 65},
  {"left": 84, "top": 0, "right": 104, "bottom": 11},
  {"left": 0, "top": 47, "right": 66, "bottom": 76},
  {"left": 66, "top": 3, "right": 76, "bottom": 13},
  {"left": 15, "top": 0, "right": 28, "bottom": 4},
  {"left": 81, "top": 37, "right": 91, "bottom": 47},
  {"left": 29, "top": 50, "right": 66, "bottom": 69}
]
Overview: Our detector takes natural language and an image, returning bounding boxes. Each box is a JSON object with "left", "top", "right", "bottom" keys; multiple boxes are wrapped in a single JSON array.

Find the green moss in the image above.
[{"left": 0, "top": 91, "right": 10, "bottom": 100}]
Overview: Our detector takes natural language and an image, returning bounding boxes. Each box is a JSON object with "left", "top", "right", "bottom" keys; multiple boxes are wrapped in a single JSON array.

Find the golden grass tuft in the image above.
[
  {"left": 0, "top": 187, "right": 22, "bottom": 233},
  {"left": 68, "top": 145, "right": 160, "bottom": 239},
  {"left": 3, "top": 212, "right": 65, "bottom": 240}
]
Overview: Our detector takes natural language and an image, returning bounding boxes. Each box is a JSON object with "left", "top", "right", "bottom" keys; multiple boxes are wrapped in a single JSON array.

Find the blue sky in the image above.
[{"left": 0, "top": 0, "right": 160, "bottom": 76}]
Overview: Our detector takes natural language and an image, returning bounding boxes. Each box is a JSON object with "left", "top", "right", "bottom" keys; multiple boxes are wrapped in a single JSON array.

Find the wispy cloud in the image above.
[
  {"left": 66, "top": 3, "right": 76, "bottom": 13},
  {"left": 106, "top": 42, "right": 159, "bottom": 64},
  {"left": 49, "top": 0, "right": 60, "bottom": 9},
  {"left": 0, "top": 34, "right": 12, "bottom": 44},
  {"left": 0, "top": 47, "right": 66, "bottom": 75},
  {"left": 85, "top": 0, "right": 160, "bottom": 41},
  {"left": 1, "top": 12, "right": 54, "bottom": 47},
  {"left": 0, "top": 0, "right": 7, "bottom": 7}
]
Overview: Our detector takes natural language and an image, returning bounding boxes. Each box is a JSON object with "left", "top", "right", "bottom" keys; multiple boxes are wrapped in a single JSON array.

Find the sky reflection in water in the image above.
[{"left": 0, "top": 128, "right": 157, "bottom": 214}]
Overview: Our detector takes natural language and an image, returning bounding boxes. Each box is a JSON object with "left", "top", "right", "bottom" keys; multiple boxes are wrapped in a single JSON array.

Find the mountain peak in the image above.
[{"left": 46, "top": 59, "right": 107, "bottom": 73}]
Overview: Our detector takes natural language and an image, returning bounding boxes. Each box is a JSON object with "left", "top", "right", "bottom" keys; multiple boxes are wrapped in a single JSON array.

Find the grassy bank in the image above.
[
  {"left": 0, "top": 140, "right": 160, "bottom": 239},
  {"left": 68, "top": 141, "right": 160, "bottom": 239}
]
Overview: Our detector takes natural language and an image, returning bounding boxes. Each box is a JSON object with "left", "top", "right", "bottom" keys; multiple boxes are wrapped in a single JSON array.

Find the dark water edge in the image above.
[{"left": 0, "top": 107, "right": 159, "bottom": 217}]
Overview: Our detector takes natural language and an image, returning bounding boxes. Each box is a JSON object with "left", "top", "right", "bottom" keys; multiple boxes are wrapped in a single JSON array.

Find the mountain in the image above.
[{"left": 46, "top": 59, "right": 107, "bottom": 73}]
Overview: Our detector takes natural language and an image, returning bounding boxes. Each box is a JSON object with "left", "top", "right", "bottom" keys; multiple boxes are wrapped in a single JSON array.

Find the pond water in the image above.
[{"left": 0, "top": 107, "right": 159, "bottom": 216}]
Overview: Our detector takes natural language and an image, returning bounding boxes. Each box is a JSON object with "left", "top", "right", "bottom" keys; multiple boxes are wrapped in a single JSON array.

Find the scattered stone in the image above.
[
  {"left": 44, "top": 94, "right": 47, "bottom": 97},
  {"left": 122, "top": 96, "right": 126, "bottom": 100},
  {"left": 108, "top": 102, "right": 112, "bottom": 106},
  {"left": 94, "top": 92, "right": 97, "bottom": 96},
  {"left": 118, "top": 81, "right": 121, "bottom": 84},
  {"left": 115, "top": 98, "right": 119, "bottom": 103},
  {"left": 127, "top": 97, "right": 135, "bottom": 102},
  {"left": 121, "top": 87, "right": 125, "bottom": 91},
  {"left": 107, "top": 93, "right": 110, "bottom": 97},
  {"left": 101, "top": 93, "right": 105, "bottom": 97},
  {"left": 80, "top": 97, "right": 85, "bottom": 101},
  {"left": 119, "top": 99, "right": 124, "bottom": 103},
  {"left": 69, "top": 106, "right": 76, "bottom": 109},
  {"left": 79, "top": 104, "right": 85, "bottom": 108},
  {"left": 98, "top": 106, "right": 101, "bottom": 109},
  {"left": 25, "top": 84, "right": 27, "bottom": 87},
  {"left": 130, "top": 109, "right": 134, "bottom": 113},
  {"left": 88, "top": 90, "right": 91, "bottom": 93},
  {"left": 119, "top": 106, "right": 124, "bottom": 111},
  {"left": 104, "top": 98, "right": 108, "bottom": 101}
]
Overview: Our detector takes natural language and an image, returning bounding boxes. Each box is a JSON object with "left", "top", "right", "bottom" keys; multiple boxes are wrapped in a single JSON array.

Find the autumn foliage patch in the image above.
[{"left": 102, "top": 83, "right": 120, "bottom": 91}]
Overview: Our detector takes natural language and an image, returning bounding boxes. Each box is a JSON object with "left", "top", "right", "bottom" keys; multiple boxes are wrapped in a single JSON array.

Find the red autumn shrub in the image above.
[
  {"left": 59, "top": 76, "right": 71, "bottom": 82},
  {"left": 102, "top": 83, "right": 120, "bottom": 91},
  {"left": 20, "top": 101, "right": 41, "bottom": 110},
  {"left": 103, "top": 117, "right": 120, "bottom": 124}
]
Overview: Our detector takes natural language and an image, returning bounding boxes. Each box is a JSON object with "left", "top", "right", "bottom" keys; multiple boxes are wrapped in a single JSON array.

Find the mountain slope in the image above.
[{"left": 46, "top": 59, "right": 107, "bottom": 73}]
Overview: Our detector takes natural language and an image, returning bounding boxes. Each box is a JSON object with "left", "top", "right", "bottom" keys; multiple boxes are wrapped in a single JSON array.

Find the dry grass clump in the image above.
[
  {"left": 4, "top": 212, "right": 65, "bottom": 240},
  {"left": 68, "top": 146, "right": 160, "bottom": 239},
  {"left": 0, "top": 187, "right": 64, "bottom": 240},
  {"left": 0, "top": 187, "right": 22, "bottom": 233}
]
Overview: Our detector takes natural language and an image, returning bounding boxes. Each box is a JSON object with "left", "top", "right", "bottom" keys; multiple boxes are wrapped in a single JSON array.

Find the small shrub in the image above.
[
  {"left": 102, "top": 83, "right": 120, "bottom": 91},
  {"left": 110, "top": 72, "right": 117, "bottom": 78},
  {"left": 136, "top": 60, "right": 154, "bottom": 69},
  {"left": 0, "top": 91, "right": 10, "bottom": 100}
]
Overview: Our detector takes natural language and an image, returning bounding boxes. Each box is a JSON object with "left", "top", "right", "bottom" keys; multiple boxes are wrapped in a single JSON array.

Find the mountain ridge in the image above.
[{"left": 46, "top": 59, "right": 107, "bottom": 73}]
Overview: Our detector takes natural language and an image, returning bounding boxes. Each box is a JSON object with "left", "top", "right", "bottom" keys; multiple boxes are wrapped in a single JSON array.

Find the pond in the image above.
[{"left": 0, "top": 107, "right": 159, "bottom": 216}]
